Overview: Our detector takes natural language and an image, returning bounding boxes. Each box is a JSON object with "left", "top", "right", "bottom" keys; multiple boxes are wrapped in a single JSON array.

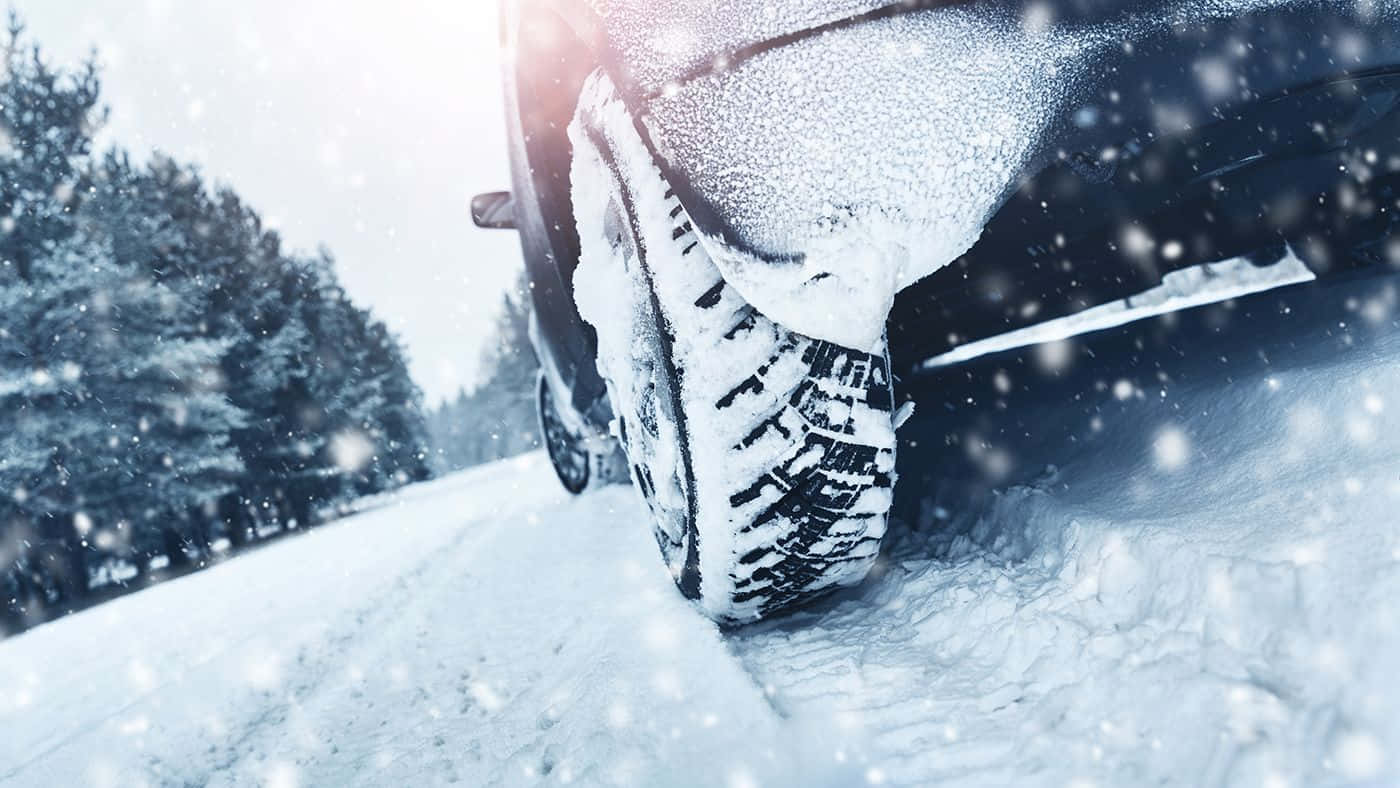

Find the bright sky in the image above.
[{"left": 15, "top": 0, "right": 523, "bottom": 405}]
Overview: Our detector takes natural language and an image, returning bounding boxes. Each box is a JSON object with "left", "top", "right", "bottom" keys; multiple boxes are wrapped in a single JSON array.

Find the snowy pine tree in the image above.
[
  {"left": 0, "top": 15, "right": 105, "bottom": 613},
  {"left": 302, "top": 261, "right": 431, "bottom": 497},
  {"left": 1, "top": 17, "right": 432, "bottom": 628},
  {"left": 427, "top": 269, "right": 540, "bottom": 472},
  {"left": 0, "top": 13, "right": 101, "bottom": 282},
  {"left": 0, "top": 227, "right": 246, "bottom": 576}
]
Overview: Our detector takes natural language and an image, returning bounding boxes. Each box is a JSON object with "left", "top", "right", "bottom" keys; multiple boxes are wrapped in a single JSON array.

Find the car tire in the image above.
[
  {"left": 569, "top": 71, "right": 898, "bottom": 624},
  {"left": 537, "top": 371, "right": 628, "bottom": 495}
]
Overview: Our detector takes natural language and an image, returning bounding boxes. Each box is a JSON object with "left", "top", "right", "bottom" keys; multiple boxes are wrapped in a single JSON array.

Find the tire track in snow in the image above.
[{"left": 196, "top": 515, "right": 505, "bottom": 784}]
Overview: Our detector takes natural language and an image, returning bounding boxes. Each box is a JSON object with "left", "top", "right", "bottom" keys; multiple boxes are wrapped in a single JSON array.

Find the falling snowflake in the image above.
[
  {"left": 330, "top": 430, "right": 376, "bottom": 473},
  {"left": 1152, "top": 426, "right": 1190, "bottom": 471}
]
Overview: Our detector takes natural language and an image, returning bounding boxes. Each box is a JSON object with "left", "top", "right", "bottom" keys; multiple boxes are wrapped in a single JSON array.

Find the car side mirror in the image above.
[{"left": 472, "top": 191, "right": 517, "bottom": 230}]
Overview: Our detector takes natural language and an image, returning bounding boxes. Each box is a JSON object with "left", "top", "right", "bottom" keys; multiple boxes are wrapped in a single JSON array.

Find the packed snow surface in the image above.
[{"left": 2, "top": 273, "right": 1399, "bottom": 785}]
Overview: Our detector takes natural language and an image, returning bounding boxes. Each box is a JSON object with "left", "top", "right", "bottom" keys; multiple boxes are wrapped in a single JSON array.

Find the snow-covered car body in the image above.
[
  {"left": 482, "top": 0, "right": 1400, "bottom": 620},
  {"left": 499, "top": 0, "right": 1400, "bottom": 434}
]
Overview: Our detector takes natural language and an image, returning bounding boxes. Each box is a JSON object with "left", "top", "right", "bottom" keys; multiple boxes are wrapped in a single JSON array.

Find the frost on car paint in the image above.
[{"left": 612, "top": 0, "right": 1400, "bottom": 348}]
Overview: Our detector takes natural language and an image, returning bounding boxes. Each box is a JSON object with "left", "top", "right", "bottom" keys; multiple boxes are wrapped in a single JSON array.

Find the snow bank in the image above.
[{"left": 733, "top": 272, "right": 1400, "bottom": 784}]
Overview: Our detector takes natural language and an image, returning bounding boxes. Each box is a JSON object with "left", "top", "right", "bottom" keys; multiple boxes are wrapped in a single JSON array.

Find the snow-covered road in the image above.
[{"left": 2, "top": 270, "right": 1398, "bottom": 787}]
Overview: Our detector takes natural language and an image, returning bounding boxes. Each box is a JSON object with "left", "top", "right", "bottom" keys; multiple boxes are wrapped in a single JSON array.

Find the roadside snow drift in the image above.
[{"left": 2, "top": 273, "right": 1398, "bottom": 785}]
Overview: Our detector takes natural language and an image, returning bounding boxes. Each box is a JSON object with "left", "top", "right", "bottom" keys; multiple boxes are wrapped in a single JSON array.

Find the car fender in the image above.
[{"left": 615, "top": 0, "right": 1400, "bottom": 348}]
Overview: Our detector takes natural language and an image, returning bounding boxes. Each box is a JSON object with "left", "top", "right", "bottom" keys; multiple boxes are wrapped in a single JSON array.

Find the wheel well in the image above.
[
  {"left": 503, "top": 2, "right": 613, "bottom": 418},
  {"left": 510, "top": 4, "right": 602, "bottom": 286}
]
